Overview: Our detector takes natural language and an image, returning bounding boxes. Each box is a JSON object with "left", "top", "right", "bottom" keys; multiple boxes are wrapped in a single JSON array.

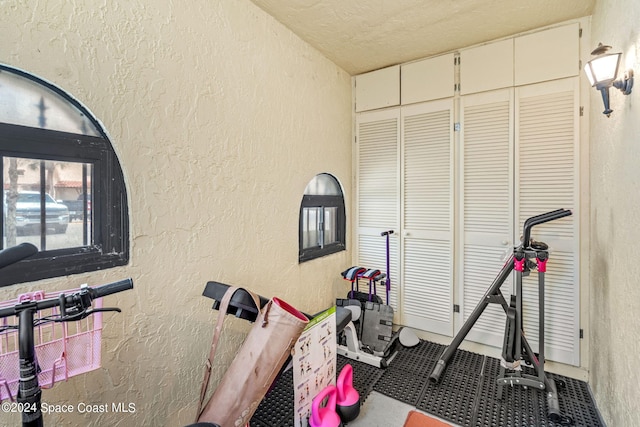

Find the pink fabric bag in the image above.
[{"left": 196, "top": 286, "right": 308, "bottom": 427}]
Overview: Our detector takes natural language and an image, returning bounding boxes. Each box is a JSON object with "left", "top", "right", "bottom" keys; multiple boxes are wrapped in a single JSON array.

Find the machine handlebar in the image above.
[{"left": 521, "top": 209, "right": 572, "bottom": 248}]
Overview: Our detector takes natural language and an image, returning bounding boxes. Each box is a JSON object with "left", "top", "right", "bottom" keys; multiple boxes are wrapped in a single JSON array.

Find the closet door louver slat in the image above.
[
  {"left": 401, "top": 100, "right": 454, "bottom": 336},
  {"left": 460, "top": 89, "right": 514, "bottom": 347}
]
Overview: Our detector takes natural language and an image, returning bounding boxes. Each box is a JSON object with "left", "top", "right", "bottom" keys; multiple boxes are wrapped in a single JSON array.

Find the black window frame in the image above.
[
  {"left": 0, "top": 68, "right": 129, "bottom": 287},
  {"left": 298, "top": 192, "right": 346, "bottom": 263}
]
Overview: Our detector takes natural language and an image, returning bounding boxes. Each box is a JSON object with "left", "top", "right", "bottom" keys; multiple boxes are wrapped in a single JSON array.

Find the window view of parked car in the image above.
[
  {"left": 4, "top": 191, "right": 70, "bottom": 235},
  {"left": 61, "top": 193, "right": 91, "bottom": 222}
]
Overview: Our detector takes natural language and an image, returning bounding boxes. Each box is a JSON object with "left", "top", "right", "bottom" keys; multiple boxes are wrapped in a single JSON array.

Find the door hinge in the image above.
[
  {"left": 580, "top": 106, "right": 584, "bottom": 117},
  {"left": 579, "top": 28, "right": 583, "bottom": 38},
  {"left": 454, "top": 122, "right": 461, "bottom": 132},
  {"left": 580, "top": 329, "right": 584, "bottom": 339},
  {"left": 453, "top": 304, "right": 460, "bottom": 313}
]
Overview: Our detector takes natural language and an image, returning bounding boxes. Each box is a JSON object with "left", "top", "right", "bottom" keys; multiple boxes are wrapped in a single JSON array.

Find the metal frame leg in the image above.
[{"left": 429, "top": 256, "right": 514, "bottom": 383}]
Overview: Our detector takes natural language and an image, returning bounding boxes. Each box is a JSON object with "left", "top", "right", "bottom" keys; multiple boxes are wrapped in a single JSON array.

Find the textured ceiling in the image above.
[{"left": 249, "top": 0, "right": 595, "bottom": 75}]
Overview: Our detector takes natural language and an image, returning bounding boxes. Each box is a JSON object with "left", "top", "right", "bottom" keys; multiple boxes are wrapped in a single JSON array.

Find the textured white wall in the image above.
[
  {"left": 0, "top": 1, "right": 352, "bottom": 425},
  {"left": 589, "top": 1, "right": 640, "bottom": 425}
]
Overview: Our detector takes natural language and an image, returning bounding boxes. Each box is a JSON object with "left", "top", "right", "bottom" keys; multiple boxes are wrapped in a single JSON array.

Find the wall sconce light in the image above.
[{"left": 583, "top": 43, "right": 634, "bottom": 117}]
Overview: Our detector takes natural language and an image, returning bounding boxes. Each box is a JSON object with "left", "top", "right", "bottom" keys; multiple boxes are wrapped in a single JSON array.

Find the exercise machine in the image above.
[
  {"left": 337, "top": 267, "right": 399, "bottom": 368},
  {"left": 429, "top": 209, "right": 574, "bottom": 426},
  {"left": 336, "top": 230, "right": 418, "bottom": 368},
  {"left": 335, "top": 302, "right": 400, "bottom": 368}
]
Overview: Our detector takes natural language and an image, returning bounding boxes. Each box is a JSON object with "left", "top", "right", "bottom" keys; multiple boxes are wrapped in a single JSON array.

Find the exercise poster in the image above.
[{"left": 292, "top": 306, "right": 336, "bottom": 427}]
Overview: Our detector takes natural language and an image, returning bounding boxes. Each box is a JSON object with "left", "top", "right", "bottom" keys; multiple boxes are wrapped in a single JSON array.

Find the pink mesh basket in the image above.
[{"left": 0, "top": 288, "right": 103, "bottom": 401}]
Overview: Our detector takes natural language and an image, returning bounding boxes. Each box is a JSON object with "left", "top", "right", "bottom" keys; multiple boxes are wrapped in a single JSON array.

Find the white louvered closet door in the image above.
[
  {"left": 459, "top": 89, "right": 514, "bottom": 347},
  {"left": 516, "top": 78, "right": 580, "bottom": 366},
  {"left": 401, "top": 100, "right": 454, "bottom": 336},
  {"left": 355, "top": 109, "right": 400, "bottom": 310}
]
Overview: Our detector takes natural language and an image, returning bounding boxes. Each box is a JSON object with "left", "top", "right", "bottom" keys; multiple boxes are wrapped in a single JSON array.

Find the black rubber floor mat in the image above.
[
  {"left": 249, "top": 341, "right": 604, "bottom": 427},
  {"left": 536, "top": 374, "right": 605, "bottom": 427},
  {"left": 251, "top": 369, "right": 294, "bottom": 427},
  {"left": 391, "top": 340, "right": 445, "bottom": 373},
  {"left": 372, "top": 341, "right": 443, "bottom": 405},
  {"left": 475, "top": 356, "right": 543, "bottom": 426},
  {"left": 394, "top": 339, "right": 446, "bottom": 363},
  {"left": 337, "top": 354, "right": 385, "bottom": 401},
  {"left": 473, "top": 357, "right": 540, "bottom": 427},
  {"left": 446, "top": 347, "right": 486, "bottom": 373},
  {"left": 374, "top": 364, "right": 432, "bottom": 406},
  {"left": 412, "top": 346, "right": 605, "bottom": 427},
  {"left": 417, "top": 356, "right": 481, "bottom": 427}
]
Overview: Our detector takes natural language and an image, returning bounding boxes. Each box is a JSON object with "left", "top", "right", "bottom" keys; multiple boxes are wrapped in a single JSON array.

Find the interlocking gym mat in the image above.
[{"left": 250, "top": 341, "right": 604, "bottom": 427}]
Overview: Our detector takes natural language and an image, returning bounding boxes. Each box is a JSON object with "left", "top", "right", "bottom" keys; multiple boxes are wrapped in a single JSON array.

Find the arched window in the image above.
[
  {"left": 299, "top": 173, "right": 346, "bottom": 262},
  {"left": 0, "top": 64, "right": 129, "bottom": 286}
]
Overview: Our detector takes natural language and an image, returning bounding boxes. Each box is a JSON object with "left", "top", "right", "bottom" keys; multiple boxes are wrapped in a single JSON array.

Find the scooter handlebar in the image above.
[
  {"left": 90, "top": 278, "right": 134, "bottom": 299},
  {"left": 0, "top": 278, "right": 134, "bottom": 319}
]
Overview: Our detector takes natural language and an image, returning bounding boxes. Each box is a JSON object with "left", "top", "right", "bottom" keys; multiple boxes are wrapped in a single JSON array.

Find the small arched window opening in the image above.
[
  {"left": 0, "top": 64, "right": 129, "bottom": 286},
  {"left": 299, "top": 173, "right": 346, "bottom": 262}
]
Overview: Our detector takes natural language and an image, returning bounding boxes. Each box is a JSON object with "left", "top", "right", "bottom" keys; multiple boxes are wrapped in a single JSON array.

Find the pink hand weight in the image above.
[
  {"left": 309, "top": 385, "right": 342, "bottom": 427},
  {"left": 336, "top": 364, "right": 360, "bottom": 422}
]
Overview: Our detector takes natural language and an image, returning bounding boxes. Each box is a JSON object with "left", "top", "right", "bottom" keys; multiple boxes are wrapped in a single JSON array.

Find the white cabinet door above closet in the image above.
[
  {"left": 401, "top": 100, "right": 454, "bottom": 336},
  {"left": 515, "top": 23, "right": 580, "bottom": 86},
  {"left": 460, "top": 39, "right": 514, "bottom": 95},
  {"left": 355, "top": 65, "right": 400, "bottom": 112},
  {"left": 401, "top": 53, "right": 455, "bottom": 105},
  {"left": 462, "top": 23, "right": 580, "bottom": 94}
]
